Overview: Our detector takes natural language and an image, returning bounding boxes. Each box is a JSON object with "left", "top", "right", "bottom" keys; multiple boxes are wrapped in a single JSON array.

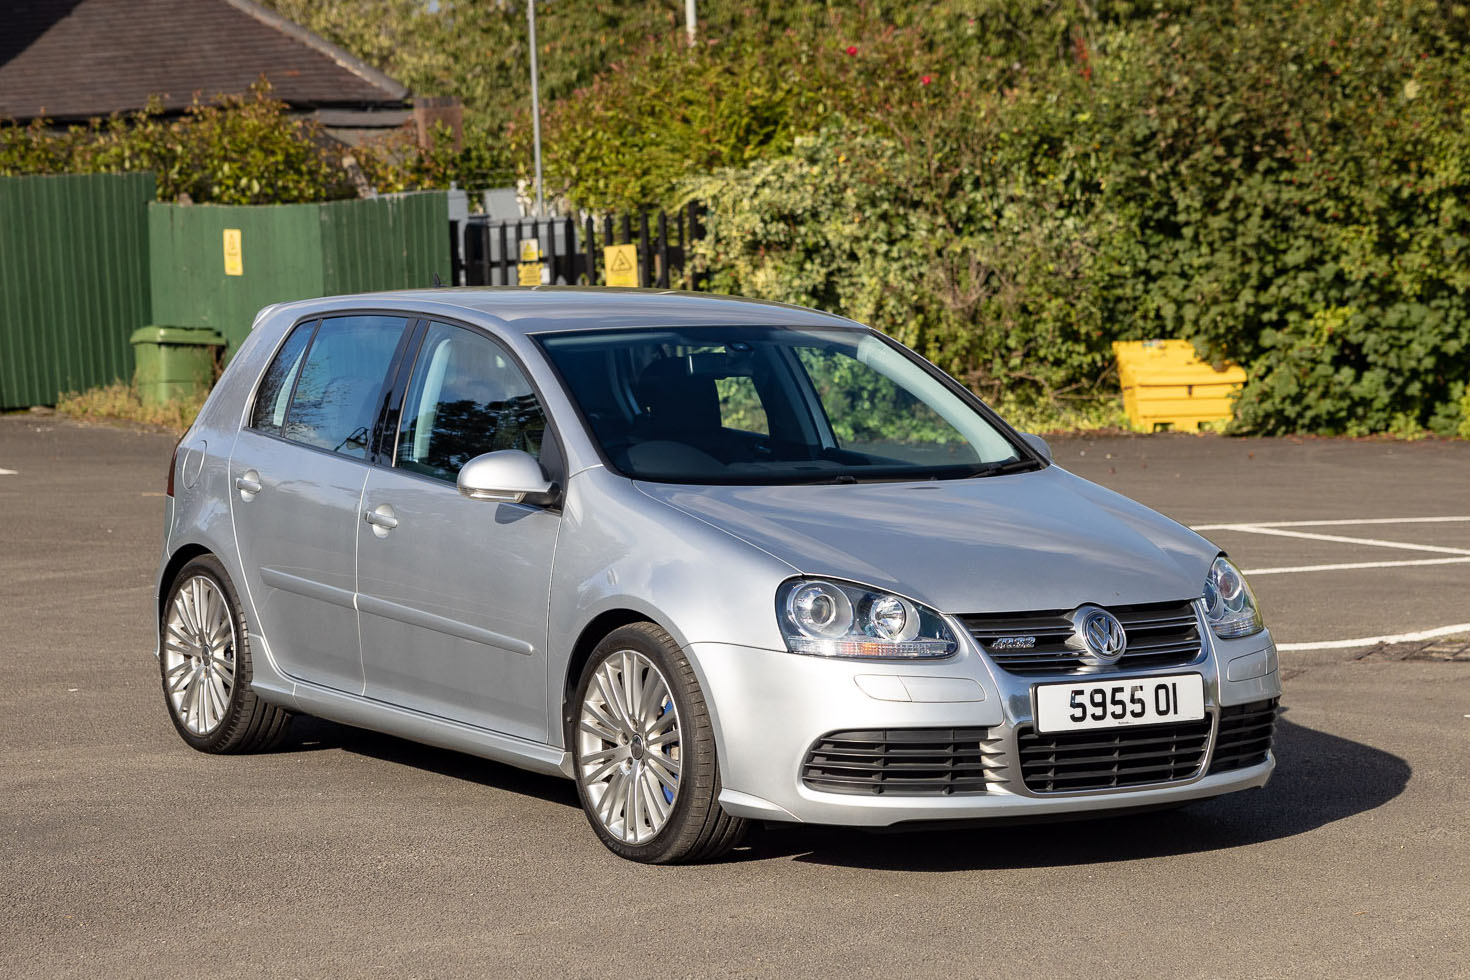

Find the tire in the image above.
[
  {"left": 159, "top": 554, "right": 292, "bottom": 753},
  {"left": 570, "top": 622, "right": 746, "bottom": 863}
]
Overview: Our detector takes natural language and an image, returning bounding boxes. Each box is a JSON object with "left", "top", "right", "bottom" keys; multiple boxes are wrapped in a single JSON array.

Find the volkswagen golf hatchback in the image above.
[{"left": 156, "top": 289, "right": 1281, "bottom": 863}]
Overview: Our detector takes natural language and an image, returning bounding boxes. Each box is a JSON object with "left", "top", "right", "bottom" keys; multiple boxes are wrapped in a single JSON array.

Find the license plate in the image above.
[{"left": 1034, "top": 673, "right": 1205, "bottom": 734}]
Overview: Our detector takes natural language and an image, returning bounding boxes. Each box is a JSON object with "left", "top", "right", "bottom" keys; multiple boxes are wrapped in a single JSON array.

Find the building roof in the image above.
[{"left": 0, "top": 0, "right": 409, "bottom": 123}]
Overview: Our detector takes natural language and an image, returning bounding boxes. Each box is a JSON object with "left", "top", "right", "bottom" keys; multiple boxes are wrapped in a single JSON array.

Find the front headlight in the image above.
[
  {"left": 1203, "top": 556, "right": 1264, "bottom": 638},
  {"left": 776, "top": 579, "right": 957, "bottom": 659}
]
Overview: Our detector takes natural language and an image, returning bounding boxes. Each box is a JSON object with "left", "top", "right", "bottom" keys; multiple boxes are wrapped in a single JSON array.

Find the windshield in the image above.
[{"left": 537, "top": 326, "right": 1034, "bottom": 485}]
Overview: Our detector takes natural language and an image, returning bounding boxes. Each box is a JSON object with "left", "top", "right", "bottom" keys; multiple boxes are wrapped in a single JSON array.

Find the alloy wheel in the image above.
[
  {"left": 576, "top": 650, "right": 683, "bottom": 844},
  {"left": 162, "top": 575, "right": 237, "bottom": 736}
]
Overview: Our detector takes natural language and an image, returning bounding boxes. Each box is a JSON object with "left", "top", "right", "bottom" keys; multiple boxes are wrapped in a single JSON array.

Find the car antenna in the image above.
[{"left": 432, "top": 272, "right": 445, "bottom": 287}]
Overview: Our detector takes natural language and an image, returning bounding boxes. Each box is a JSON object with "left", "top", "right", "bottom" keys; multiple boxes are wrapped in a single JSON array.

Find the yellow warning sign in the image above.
[
  {"left": 517, "top": 238, "right": 543, "bottom": 286},
  {"left": 604, "top": 244, "right": 638, "bottom": 287},
  {"left": 222, "top": 228, "right": 243, "bottom": 276}
]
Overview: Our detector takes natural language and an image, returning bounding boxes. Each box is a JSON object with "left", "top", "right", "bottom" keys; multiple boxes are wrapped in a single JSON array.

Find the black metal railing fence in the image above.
[{"left": 448, "top": 203, "right": 706, "bottom": 290}]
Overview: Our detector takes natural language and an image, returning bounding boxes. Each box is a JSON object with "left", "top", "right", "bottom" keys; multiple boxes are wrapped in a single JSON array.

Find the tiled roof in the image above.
[{"left": 0, "top": 0, "right": 410, "bottom": 122}]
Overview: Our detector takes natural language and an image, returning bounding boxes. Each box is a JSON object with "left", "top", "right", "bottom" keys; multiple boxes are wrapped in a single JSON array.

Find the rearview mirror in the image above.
[{"left": 457, "top": 450, "right": 558, "bottom": 506}]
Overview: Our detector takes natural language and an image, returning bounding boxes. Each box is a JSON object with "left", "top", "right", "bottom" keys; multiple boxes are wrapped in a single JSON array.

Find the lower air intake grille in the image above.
[
  {"left": 1208, "top": 698, "right": 1279, "bottom": 773},
  {"left": 801, "top": 728, "right": 1004, "bottom": 796},
  {"left": 1016, "top": 718, "right": 1211, "bottom": 793}
]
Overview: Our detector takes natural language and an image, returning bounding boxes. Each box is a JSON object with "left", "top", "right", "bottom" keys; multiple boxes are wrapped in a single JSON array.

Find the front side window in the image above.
[
  {"left": 253, "top": 314, "right": 406, "bottom": 459},
  {"left": 394, "top": 322, "right": 547, "bottom": 483},
  {"left": 538, "top": 326, "right": 1028, "bottom": 485}
]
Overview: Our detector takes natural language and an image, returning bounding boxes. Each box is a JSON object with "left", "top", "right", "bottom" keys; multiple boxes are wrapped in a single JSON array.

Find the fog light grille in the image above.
[
  {"left": 1208, "top": 698, "right": 1279, "bottom": 773},
  {"left": 801, "top": 728, "right": 1006, "bottom": 796}
]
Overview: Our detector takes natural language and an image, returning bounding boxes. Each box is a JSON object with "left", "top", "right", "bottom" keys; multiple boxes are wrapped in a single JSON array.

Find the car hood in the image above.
[{"left": 635, "top": 466, "right": 1218, "bottom": 614}]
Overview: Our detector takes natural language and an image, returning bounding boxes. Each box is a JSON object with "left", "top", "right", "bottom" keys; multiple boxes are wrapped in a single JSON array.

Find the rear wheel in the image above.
[
  {"left": 571, "top": 623, "right": 746, "bottom": 863},
  {"left": 160, "top": 555, "right": 292, "bottom": 753}
]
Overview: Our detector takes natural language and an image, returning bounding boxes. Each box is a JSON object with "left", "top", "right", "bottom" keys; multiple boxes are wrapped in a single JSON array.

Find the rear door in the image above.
[
  {"left": 355, "top": 320, "right": 561, "bottom": 740},
  {"left": 229, "top": 313, "right": 409, "bottom": 694}
]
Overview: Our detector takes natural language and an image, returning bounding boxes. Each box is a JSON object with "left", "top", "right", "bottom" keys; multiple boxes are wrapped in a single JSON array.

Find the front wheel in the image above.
[{"left": 571, "top": 623, "right": 746, "bottom": 863}]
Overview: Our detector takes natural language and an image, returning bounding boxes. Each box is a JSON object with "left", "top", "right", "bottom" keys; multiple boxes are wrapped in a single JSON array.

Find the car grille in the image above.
[
  {"left": 961, "top": 600, "right": 1203, "bottom": 674},
  {"left": 800, "top": 728, "right": 1007, "bottom": 796},
  {"left": 1015, "top": 717, "right": 1212, "bottom": 793},
  {"left": 1207, "top": 698, "right": 1279, "bottom": 773}
]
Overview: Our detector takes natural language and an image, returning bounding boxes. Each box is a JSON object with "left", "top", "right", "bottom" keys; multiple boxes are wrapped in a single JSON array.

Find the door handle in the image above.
[
  {"left": 235, "top": 471, "right": 262, "bottom": 496},
  {"left": 364, "top": 503, "right": 399, "bottom": 533}
]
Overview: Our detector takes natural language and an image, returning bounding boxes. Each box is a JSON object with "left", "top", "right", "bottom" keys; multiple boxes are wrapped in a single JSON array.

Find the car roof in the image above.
[{"left": 259, "top": 287, "right": 868, "bottom": 336}]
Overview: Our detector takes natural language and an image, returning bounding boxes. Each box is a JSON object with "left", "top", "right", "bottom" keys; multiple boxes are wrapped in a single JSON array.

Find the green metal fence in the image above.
[
  {"left": 320, "top": 193, "right": 449, "bottom": 297},
  {"left": 1, "top": 182, "right": 449, "bottom": 407},
  {"left": 150, "top": 192, "right": 450, "bottom": 351},
  {"left": 0, "top": 173, "right": 155, "bottom": 408}
]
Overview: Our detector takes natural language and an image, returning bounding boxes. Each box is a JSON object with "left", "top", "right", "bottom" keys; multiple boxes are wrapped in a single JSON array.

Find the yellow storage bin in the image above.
[{"left": 1112, "top": 340, "right": 1245, "bottom": 433}]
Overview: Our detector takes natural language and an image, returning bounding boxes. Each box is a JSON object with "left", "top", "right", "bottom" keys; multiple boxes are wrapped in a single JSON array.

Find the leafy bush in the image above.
[
  {"left": 687, "top": 122, "right": 1123, "bottom": 413},
  {"left": 678, "top": 0, "right": 1470, "bottom": 433},
  {"left": 1078, "top": 3, "right": 1470, "bottom": 434},
  {"left": 0, "top": 83, "right": 514, "bottom": 203},
  {"left": 0, "top": 85, "right": 355, "bottom": 204}
]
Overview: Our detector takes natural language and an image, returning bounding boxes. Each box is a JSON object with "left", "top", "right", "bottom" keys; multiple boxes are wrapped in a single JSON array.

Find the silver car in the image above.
[{"left": 156, "top": 289, "right": 1280, "bottom": 863}]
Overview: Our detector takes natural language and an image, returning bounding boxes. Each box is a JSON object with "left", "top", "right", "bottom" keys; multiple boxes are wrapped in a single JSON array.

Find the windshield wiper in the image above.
[{"left": 965, "top": 457, "right": 1043, "bottom": 478}]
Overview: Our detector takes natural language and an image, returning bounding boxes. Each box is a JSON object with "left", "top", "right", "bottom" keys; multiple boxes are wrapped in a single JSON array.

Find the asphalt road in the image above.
[{"left": 2, "top": 416, "right": 1467, "bottom": 979}]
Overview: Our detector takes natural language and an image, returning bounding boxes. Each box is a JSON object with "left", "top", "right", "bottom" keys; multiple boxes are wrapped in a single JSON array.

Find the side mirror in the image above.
[
  {"left": 1021, "top": 432, "right": 1052, "bottom": 462},
  {"left": 457, "top": 450, "right": 559, "bottom": 506}
]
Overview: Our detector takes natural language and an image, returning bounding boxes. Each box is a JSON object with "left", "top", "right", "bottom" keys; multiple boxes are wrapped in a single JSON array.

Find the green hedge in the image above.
[
  {"left": 672, "top": 0, "right": 1470, "bottom": 435},
  {"left": 0, "top": 84, "right": 509, "bottom": 204}
]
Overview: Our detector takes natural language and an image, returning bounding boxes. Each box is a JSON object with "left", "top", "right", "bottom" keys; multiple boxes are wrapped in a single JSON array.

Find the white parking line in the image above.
[
  {"left": 1194, "top": 516, "right": 1470, "bottom": 530},
  {"left": 1278, "top": 622, "right": 1470, "bottom": 651},
  {"left": 1244, "top": 556, "right": 1470, "bottom": 576},
  {"left": 1200, "top": 524, "right": 1470, "bottom": 556},
  {"left": 0, "top": 468, "right": 16, "bottom": 475},
  {"left": 1199, "top": 517, "right": 1470, "bottom": 649}
]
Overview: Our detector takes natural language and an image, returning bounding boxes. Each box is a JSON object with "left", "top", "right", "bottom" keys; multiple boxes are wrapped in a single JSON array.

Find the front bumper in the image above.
[{"left": 688, "top": 623, "right": 1280, "bottom": 827}]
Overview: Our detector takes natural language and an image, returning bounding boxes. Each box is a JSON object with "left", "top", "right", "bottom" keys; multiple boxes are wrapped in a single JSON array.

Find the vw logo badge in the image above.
[{"left": 1072, "top": 606, "right": 1127, "bottom": 664}]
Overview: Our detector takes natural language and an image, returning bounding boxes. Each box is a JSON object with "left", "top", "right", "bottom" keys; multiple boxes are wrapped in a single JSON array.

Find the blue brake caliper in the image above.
[{"left": 660, "top": 697, "right": 676, "bottom": 803}]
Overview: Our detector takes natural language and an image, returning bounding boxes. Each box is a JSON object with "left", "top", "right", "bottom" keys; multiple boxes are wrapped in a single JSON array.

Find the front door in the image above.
[
  {"left": 356, "top": 320, "right": 560, "bottom": 740},
  {"left": 229, "top": 314, "right": 408, "bottom": 693}
]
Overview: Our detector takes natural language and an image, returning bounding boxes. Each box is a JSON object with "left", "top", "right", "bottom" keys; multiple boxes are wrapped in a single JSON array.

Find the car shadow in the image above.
[
  {"left": 732, "top": 714, "right": 1410, "bottom": 870},
  {"left": 276, "top": 710, "right": 1409, "bottom": 870},
  {"left": 283, "top": 714, "right": 582, "bottom": 810}
]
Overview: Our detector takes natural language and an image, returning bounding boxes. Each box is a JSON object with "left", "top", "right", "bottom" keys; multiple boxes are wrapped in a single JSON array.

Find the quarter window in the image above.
[
  {"left": 395, "top": 322, "right": 547, "bottom": 482},
  {"left": 250, "top": 321, "right": 313, "bottom": 435}
]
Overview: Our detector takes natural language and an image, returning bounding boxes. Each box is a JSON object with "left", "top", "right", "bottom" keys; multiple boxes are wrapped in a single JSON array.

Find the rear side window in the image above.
[
  {"left": 394, "top": 321, "right": 548, "bottom": 482},
  {"left": 251, "top": 322, "right": 313, "bottom": 434},
  {"left": 252, "top": 314, "right": 406, "bottom": 460}
]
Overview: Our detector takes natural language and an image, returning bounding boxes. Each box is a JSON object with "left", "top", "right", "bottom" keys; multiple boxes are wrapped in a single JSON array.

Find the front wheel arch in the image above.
[{"left": 561, "top": 609, "right": 657, "bottom": 739}]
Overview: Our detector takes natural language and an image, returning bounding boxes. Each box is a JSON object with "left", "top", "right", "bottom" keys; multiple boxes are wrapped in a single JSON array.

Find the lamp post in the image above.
[
  {"left": 527, "top": 0, "right": 545, "bottom": 218},
  {"left": 686, "top": 0, "right": 696, "bottom": 44}
]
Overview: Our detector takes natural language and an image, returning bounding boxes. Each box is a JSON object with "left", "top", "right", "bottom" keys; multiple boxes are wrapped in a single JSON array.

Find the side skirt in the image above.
[{"left": 253, "top": 676, "right": 574, "bottom": 778}]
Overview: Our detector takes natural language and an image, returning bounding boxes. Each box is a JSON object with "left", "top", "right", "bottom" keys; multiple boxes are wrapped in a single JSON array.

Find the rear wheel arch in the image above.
[{"left": 158, "top": 543, "right": 213, "bottom": 624}]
